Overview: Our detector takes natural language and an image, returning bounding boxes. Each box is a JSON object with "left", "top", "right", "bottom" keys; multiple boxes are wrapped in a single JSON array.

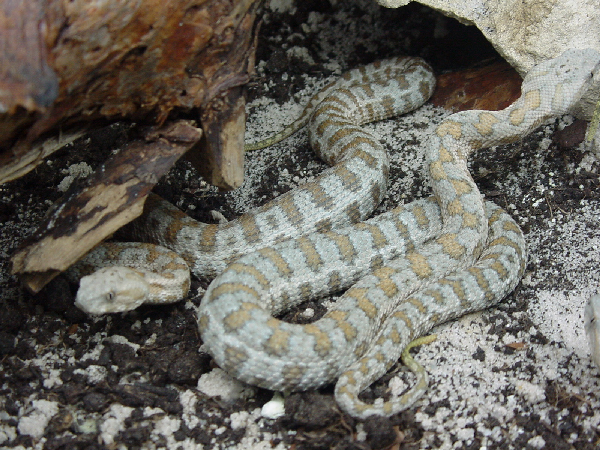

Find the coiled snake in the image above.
[{"left": 70, "top": 49, "right": 600, "bottom": 418}]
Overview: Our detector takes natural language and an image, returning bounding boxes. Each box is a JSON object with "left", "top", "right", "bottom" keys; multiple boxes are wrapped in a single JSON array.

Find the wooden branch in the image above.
[
  {"left": 3, "top": 0, "right": 262, "bottom": 294},
  {"left": 0, "top": 0, "right": 261, "bottom": 188},
  {"left": 189, "top": 85, "right": 247, "bottom": 190},
  {"left": 11, "top": 120, "right": 202, "bottom": 293},
  {"left": 430, "top": 61, "right": 522, "bottom": 111}
]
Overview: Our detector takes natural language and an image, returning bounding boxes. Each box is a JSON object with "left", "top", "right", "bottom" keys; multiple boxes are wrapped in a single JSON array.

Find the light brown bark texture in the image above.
[
  {"left": 2, "top": 0, "right": 261, "bottom": 291},
  {"left": 0, "top": 0, "right": 260, "bottom": 187},
  {"left": 11, "top": 121, "right": 204, "bottom": 293}
]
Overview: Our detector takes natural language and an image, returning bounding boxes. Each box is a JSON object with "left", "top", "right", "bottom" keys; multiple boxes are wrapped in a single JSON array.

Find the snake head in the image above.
[
  {"left": 584, "top": 294, "right": 600, "bottom": 369},
  {"left": 75, "top": 266, "right": 149, "bottom": 315}
]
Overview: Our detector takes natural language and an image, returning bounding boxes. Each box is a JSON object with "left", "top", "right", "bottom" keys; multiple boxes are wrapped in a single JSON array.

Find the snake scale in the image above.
[{"left": 71, "top": 49, "right": 600, "bottom": 418}]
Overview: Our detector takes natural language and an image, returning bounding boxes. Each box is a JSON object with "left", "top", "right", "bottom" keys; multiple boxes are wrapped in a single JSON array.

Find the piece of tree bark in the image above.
[
  {"left": 188, "top": 84, "right": 246, "bottom": 189},
  {"left": 430, "top": 60, "right": 522, "bottom": 112},
  {"left": 0, "top": 0, "right": 260, "bottom": 189},
  {"left": 11, "top": 120, "right": 203, "bottom": 293},
  {"left": 4, "top": 0, "right": 262, "bottom": 294}
]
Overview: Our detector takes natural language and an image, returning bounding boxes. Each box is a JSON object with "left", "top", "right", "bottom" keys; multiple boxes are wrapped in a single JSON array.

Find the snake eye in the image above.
[{"left": 107, "top": 291, "right": 115, "bottom": 303}]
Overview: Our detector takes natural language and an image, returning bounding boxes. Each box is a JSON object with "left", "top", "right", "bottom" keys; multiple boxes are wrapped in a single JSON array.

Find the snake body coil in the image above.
[{"left": 71, "top": 49, "right": 600, "bottom": 418}]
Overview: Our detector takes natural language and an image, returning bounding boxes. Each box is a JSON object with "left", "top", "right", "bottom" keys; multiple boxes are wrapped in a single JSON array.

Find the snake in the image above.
[
  {"left": 70, "top": 49, "right": 600, "bottom": 418},
  {"left": 71, "top": 56, "right": 435, "bottom": 310}
]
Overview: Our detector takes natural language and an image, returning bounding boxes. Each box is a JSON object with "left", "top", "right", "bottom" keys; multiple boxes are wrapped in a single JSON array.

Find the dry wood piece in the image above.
[
  {"left": 11, "top": 120, "right": 202, "bottom": 293},
  {"left": 3, "top": 0, "right": 261, "bottom": 294},
  {"left": 0, "top": 0, "right": 260, "bottom": 189},
  {"left": 430, "top": 60, "right": 522, "bottom": 112},
  {"left": 188, "top": 84, "right": 246, "bottom": 190}
]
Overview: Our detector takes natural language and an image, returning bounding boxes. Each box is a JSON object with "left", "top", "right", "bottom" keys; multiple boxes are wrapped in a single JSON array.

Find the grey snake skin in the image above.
[{"left": 72, "top": 49, "right": 600, "bottom": 418}]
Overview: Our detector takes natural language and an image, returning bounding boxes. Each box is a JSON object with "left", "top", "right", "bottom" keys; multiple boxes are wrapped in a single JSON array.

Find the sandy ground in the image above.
[{"left": 1, "top": 1, "right": 599, "bottom": 449}]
